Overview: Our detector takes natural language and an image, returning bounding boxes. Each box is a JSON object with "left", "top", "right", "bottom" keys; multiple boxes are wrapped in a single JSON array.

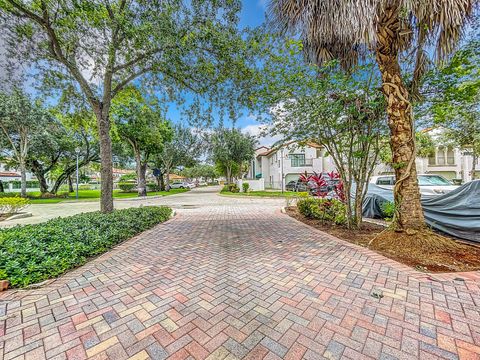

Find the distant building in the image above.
[
  {"left": 246, "top": 142, "right": 336, "bottom": 190},
  {"left": 374, "top": 128, "right": 479, "bottom": 182}
]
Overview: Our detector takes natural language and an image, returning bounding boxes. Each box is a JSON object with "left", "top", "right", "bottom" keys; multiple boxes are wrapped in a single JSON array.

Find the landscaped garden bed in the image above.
[
  {"left": 286, "top": 204, "right": 480, "bottom": 273},
  {"left": 0, "top": 206, "right": 172, "bottom": 288}
]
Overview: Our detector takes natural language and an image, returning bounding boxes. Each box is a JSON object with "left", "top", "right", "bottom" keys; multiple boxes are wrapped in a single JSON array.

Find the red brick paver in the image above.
[{"left": 1, "top": 193, "right": 480, "bottom": 359}]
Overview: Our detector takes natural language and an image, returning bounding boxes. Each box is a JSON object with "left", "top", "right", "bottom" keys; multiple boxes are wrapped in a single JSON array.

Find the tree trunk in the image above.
[
  {"left": 19, "top": 160, "right": 27, "bottom": 198},
  {"left": 375, "top": 6, "right": 425, "bottom": 231},
  {"left": 94, "top": 107, "right": 114, "bottom": 212},
  {"left": 68, "top": 175, "right": 74, "bottom": 193},
  {"left": 159, "top": 172, "right": 165, "bottom": 191},
  {"left": 472, "top": 153, "right": 477, "bottom": 180},
  {"left": 135, "top": 152, "right": 147, "bottom": 197},
  {"left": 28, "top": 160, "right": 49, "bottom": 193},
  {"left": 0, "top": 180, "right": 4, "bottom": 193},
  {"left": 165, "top": 168, "right": 171, "bottom": 191}
]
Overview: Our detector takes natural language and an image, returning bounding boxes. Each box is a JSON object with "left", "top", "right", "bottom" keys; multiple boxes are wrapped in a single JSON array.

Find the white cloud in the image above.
[{"left": 242, "top": 124, "right": 281, "bottom": 148}]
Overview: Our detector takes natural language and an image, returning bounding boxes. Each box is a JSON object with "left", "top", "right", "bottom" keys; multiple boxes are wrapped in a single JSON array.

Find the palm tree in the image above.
[{"left": 268, "top": 1, "right": 476, "bottom": 231}]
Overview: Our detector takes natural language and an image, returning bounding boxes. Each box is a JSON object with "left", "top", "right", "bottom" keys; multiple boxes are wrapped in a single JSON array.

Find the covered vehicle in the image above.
[{"left": 362, "top": 180, "right": 480, "bottom": 242}]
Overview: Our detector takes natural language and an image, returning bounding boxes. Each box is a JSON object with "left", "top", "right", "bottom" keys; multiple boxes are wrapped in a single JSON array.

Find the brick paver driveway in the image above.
[{"left": 1, "top": 187, "right": 480, "bottom": 360}]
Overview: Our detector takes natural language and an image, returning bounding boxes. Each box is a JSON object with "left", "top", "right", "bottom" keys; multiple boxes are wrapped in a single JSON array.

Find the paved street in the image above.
[{"left": 1, "top": 187, "right": 480, "bottom": 359}]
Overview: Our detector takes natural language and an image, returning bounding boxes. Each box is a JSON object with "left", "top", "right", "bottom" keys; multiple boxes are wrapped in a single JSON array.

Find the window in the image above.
[
  {"left": 376, "top": 177, "right": 394, "bottom": 185},
  {"left": 418, "top": 175, "right": 451, "bottom": 186},
  {"left": 428, "top": 154, "right": 436, "bottom": 165},
  {"left": 437, "top": 146, "right": 445, "bottom": 165},
  {"left": 447, "top": 147, "right": 455, "bottom": 165},
  {"left": 290, "top": 154, "right": 306, "bottom": 167}
]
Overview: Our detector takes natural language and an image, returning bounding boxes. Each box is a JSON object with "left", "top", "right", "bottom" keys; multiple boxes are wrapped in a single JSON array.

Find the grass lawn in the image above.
[
  {"left": 220, "top": 189, "right": 301, "bottom": 198},
  {"left": 28, "top": 188, "right": 189, "bottom": 204}
]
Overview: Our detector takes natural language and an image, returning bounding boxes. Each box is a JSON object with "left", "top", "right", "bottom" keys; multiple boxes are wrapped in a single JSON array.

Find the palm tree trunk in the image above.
[{"left": 376, "top": 6, "right": 425, "bottom": 231}]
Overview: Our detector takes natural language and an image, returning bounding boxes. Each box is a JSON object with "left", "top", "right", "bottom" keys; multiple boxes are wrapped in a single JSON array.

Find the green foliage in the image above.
[
  {"left": 210, "top": 128, "right": 256, "bottom": 181},
  {"left": 0, "top": 193, "right": 20, "bottom": 198},
  {"left": 224, "top": 183, "right": 240, "bottom": 193},
  {"left": 297, "top": 197, "right": 347, "bottom": 225},
  {"left": 242, "top": 182, "right": 250, "bottom": 193},
  {"left": 380, "top": 201, "right": 396, "bottom": 221},
  {"left": 0, "top": 197, "right": 29, "bottom": 215},
  {"left": 147, "top": 183, "right": 161, "bottom": 192},
  {"left": 118, "top": 173, "right": 136, "bottom": 182},
  {"left": 118, "top": 183, "right": 136, "bottom": 193},
  {"left": 0, "top": 206, "right": 172, "bottom": 287}
]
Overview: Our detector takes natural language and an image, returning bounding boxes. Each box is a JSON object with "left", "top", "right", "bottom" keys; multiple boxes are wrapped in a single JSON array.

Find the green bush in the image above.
[
  {"left": 242, "top": 182, "right": 250, "bottom": 193},
  {"left": 227, "top": 183, "right": 240, "bottom": 193},
  {"left": 0, "top": 192, "right": 20, "bottom": 198},
  {"left": 118, "top": 182, "right": 136, "bottom": 192},
  {"left": 0, "top": 197, "right": 30, "bottom": 215},
  {"left": 147, "top": 183, "right": 161, "bottom": 192},
  {"left": 380, "top": 201, "right": 396, "bottom": 220},
  {"left": 78, "top": 184, "right": 92, "bottom": 191},
  {"left": 119, "top": 173, "right": 136, "bottom": 182},
  {"left": 0, "top": 206, "right": 172, "bottom": 287},
  {"left": 297, "top": 197, "right": 347, "bottom": 225}
]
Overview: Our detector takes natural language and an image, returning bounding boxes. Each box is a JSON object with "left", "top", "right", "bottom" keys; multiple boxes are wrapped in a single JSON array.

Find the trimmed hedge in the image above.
[
  {"left": 118, "top": 182, "right": 136, "bottom": 192},
  {"left": 297, "top": 197, "right": 347, "bottom": 225},
  {"left": 0, "top": 206, "right": 172, "bottom": 287}
]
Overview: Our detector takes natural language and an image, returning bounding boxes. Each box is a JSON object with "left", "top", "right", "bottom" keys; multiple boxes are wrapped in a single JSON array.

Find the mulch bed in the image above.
[{"left": 286, "top": 206, "right": 480, "bottom": 273}]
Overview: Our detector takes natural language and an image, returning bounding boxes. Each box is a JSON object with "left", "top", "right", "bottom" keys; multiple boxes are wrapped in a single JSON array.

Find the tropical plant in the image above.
[
  {"left": 297, "top": 197, "right": 347, "bottom": 225},
  {"left": 118, "top": 183, "right": 135, "bottom": 193},
  {"left": 242, "top": 182, "right": 250, "bottom": 193},
  {"left": 268, "top": 0, "right": 476, "bottom": 231}
]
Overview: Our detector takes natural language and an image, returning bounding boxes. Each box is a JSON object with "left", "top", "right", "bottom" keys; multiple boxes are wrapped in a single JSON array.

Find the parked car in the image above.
[
  {"left": 285, "top": 180, "right": 308, "bottom": 192},
  {"left": 170, "top": 181, "right": 195, "bottom": 189},
  {"left": 370, "top": 174, "right": 459, "bottom": 196}
]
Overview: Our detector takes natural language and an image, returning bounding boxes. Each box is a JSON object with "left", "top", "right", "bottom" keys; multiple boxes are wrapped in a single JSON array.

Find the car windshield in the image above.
[{"left": 418, "top": 175, "right": 452, "bottom": 186}]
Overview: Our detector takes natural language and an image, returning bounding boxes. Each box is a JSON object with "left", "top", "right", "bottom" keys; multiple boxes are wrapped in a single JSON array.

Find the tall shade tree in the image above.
[
  {"left": 0, "top": 0, "right": 254, "bottom": 212},
  {"left": 0, "top": 90, "right": 51, "bottom": 197},
  {"left": 268, "top": 0, "right": 476, "bottom": 231},
  {"left": 210, "top": 128, "right": 256, "bottom": 183},
  {"left": 112, "top": 89, "right": 172, "bottom": 197},
  {"left": 153, "top": 125, "right": 203, "bottom": 190}
]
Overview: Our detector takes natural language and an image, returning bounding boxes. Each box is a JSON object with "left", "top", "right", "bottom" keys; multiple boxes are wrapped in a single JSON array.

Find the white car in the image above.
[
  {"left": 169, "top": 181, "right": 195, "bottom": 189},
  {"left": 370, "top": 174, "right": 459, "bottom": 196}
]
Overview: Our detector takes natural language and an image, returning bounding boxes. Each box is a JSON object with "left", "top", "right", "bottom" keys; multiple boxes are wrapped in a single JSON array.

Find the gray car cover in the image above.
[{"left": 362, "top": 180, "right": 480, "bottom": 242}]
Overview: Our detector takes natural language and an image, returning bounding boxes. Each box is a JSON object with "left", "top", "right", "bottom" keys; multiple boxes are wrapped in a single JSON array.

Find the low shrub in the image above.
[
  {"left": 380, "top": 201, "right": 396, "bottom": 220},
  {"left": 118, "top": 182, "right": 136, "bottom": 192},
  {"left": 0, "top": 197, "right": 30, "bottom": 215},
  {"left": 242, "top": 182, "right": 250, "bottom": 193},
  {"left": 0, "top": 206, "right": 172, "bottom": 287},
  {"left": 119, "top": 173, "right": 136, "bottom": 182},
  {"left": 34, "top": 192, "right": 69, "bottom": 199},
  {"left": 0, "top": 192, "right": 20, "bottom": 198},
  {"left": 78, "top": 184, "right": 92, "bottom": 191},
  {"left": 297, "top": 197, "right": 347, "bottom": 225},
  {"left": 147, "top": 183, "right": 161, "bottom": 192},
  {"left": 227, "top": 183, "right": 240, "bottom": 193}
]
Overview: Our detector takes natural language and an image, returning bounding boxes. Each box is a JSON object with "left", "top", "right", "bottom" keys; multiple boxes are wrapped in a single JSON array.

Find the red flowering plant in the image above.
[{"left": 298, "top": 171, "right": 346, "bottom": 203}]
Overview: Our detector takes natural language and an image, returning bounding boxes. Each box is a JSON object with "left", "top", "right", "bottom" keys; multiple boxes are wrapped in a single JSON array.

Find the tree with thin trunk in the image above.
[
  {"left": 210, "top": 128, "right": 256, "bottom": 184},
  {"left": 0, "top": 0, "right": 255, "bottom": 212},
  {"left": 112, "top": 88, "right": 172, "bottom": 197},
  {"left": 268, "top": 0, "right": 476, "bottom": 231},
  {"left": 153, "top": 125, "right": 202, "bottom": 191},
  {"left": 0, "top": 89, "right": 50, "bottom": 197}
]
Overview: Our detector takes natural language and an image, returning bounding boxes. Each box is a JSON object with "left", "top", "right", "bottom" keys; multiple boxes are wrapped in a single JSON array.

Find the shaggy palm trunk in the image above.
[
  {"left": 376, "top": 7, "right": 425, "bottom": 231},
  {"left": 94, "top": 107, "right": 114, "bottom": 212},
  {"left": 68, "top": 175, "right": 74, "bottom": 193}
]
